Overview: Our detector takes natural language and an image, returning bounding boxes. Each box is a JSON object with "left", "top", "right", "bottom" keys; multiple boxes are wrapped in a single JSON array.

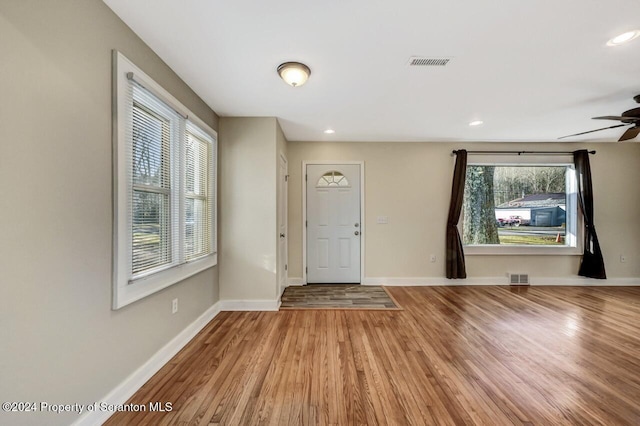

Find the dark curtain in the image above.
[
  {"left": 574, "top": 150, "right": 606, "bottom": 279},
  {"left": 446, "top": 150, "right": 467, "bottom": 279}
]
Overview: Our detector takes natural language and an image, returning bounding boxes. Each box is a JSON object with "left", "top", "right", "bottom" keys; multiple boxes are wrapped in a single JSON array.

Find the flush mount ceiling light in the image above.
[
  {"left": 324, "top": 129, "right": 335, "bottom": 134},
  {"left": 607, "top": 30, "right": 640, "bottom": 46},
  {"left": 277, "top": 62, "right": 311, "bottom": 87},
  {"left": 469, "top": 120, "right": 484, "bottom": 126}
]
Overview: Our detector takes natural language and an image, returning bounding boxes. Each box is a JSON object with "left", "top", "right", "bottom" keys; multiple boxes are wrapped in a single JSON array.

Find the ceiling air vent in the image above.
[{"left": 408, "top": 57, "right": 451, "bottom": 67}]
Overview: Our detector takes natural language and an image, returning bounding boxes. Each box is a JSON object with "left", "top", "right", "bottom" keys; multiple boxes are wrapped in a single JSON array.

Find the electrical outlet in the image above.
[
  {"left": 620, "top": 255, "right": 627, "bottom": 263},
  {"left": 172, "top": 298, "right": 178, "bottom": 314},
  {"left": 430, "top": 254, "right": 437, "bottom": 263}
]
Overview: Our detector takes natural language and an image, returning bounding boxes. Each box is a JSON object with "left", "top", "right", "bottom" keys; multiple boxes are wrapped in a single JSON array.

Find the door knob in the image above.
[
  {"left": 354, "top": 231, "right": 360, "bottom": 236},
  {"left": 280, "top": 233, "right": 285, "bottom": 238}
]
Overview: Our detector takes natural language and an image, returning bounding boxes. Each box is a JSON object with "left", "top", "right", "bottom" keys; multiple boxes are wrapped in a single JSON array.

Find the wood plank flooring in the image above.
[{"left": 105, "top": 286, "right": 640, "bottom": 425}]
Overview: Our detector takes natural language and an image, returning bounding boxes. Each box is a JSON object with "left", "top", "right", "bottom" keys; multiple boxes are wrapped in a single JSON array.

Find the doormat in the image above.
[{"left": 280, "top": 284, "right": 401, "bottom": 310}]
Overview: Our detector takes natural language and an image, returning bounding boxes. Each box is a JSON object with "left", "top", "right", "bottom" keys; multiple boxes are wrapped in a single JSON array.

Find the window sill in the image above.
[
  {"left": 464, "top": 245, "right": 582, "bottom": 256},
  {"left": 113, "top": 253, "right": 217, "bottom": 309}
]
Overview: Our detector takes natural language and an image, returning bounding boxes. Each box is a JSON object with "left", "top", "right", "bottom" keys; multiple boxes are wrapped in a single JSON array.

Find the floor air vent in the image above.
[
  {"left": 408, "top": 57, "right": 451, "bottom": 67},
  {"left": 509, "top": 274, "right": 530, "bottom": 285}
]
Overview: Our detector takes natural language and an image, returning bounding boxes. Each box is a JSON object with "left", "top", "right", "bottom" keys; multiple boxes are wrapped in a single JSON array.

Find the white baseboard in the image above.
[
  {"left": 72, "top": 301, "right": 222, "bottom": 426},
  {"left": 532, "top": 277, "right": 640, "bottom": 286},
  {"left": 290, "top": 277, "right": 495, "bottom": 286},
  {"left": 363, "top": 277, "right": 479, "bottom": 286},
  {"left": 219, "top": 299, "right": 281, "bottom": 311},
  {"left": 363, "top": 276, "right": 640, "bottom": 286}
]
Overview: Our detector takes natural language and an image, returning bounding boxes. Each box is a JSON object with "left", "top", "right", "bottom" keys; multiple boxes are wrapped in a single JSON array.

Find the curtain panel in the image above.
[
  {"left": 574, "top": 149, "right": 606, "bottom": 279},
  {"left": 446, "top": 150, "right": 467, "bottom": 279}
]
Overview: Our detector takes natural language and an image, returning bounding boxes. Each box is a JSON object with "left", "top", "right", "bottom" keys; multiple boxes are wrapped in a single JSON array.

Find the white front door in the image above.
[
  {"left": 306, "top": 164, "right": 361, "bottom": 283},
  {"left": 278, "top": 155, "right": 288, "bottom": 295}
]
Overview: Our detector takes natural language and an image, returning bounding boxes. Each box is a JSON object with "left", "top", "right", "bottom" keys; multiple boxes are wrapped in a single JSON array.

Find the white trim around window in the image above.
[{"left": 112, "top": 51, "right": 217, "bottom": 309}]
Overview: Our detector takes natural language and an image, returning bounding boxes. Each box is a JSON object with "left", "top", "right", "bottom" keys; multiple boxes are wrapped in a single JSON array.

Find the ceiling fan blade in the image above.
[
  {"left": 593, "top": 115, "right": 640, "bottom": 123},
  {"left": 593, "top": 115, "right": 628, "bottom": 120},
  {"left": 558, "top": 123, "right": 629, "bottom": 139},
  {"left": 619, "top": 126, "right": 640, "bottom": 142}
]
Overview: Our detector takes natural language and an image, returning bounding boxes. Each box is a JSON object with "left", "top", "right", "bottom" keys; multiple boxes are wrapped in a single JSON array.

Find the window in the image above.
[
  {"left": 113, "top": 52, "right": 217, "bottom": 309},
  {"left": 316, "top": 171, "right": 350, "bottom": 187},
  {"left": 184, "top": 125, "right": 214, "bottom": 261},
  {"left": 461, "top": 154, "right": 580, "bottom": 255}
]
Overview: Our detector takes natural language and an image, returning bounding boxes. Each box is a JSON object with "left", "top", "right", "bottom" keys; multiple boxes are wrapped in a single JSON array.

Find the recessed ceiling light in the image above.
[
  {"left": 324, "top": 129, "right": 335, "bottom": 134},
  {"left": 607, "top": 30, "right": 640, "bottom": 46},
  {"left": 469, "top": 120, "right": 484, "bottom": 126}
]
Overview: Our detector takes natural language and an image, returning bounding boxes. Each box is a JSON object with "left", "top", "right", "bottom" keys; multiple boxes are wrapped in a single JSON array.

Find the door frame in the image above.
[
  {"left": 302, "top": 161, "right": 365, "bottom": 284},
  {"left": 278, "top": 152, "right": 288, "bottom": 296}
]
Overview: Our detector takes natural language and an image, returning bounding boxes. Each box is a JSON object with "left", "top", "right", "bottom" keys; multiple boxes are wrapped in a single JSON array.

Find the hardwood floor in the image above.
[{"left": 105, "top": 286, "right": 640, "bottom": 425}]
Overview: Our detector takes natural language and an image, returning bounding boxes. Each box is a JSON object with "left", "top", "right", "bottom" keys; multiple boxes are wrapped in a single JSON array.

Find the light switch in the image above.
[{"left": 377, "top": 216, "right": 388, "bottom": 224}]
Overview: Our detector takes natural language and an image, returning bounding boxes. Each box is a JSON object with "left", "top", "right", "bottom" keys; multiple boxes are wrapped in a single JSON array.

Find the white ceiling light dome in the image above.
[{"left": 277, "top": 62, "right": 311, "bottom": 87}]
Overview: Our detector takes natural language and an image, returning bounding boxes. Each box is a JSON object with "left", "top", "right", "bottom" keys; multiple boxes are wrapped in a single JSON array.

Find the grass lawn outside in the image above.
[
  {"left": 499, "top": 234, "right": 563, "bottom": 245},
  {"left": 497, "top": 226, "right": 565, "bottom": 245}
]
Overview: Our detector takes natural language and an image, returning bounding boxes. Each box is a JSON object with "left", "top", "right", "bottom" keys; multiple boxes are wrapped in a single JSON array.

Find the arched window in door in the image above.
[{"left": 316, "top": 171, "right": 350, "bottom": 187}]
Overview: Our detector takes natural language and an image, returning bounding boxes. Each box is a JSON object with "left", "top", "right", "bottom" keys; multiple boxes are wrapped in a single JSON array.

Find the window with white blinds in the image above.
[
  {"left": 131, "top": 86, "right": 180, "bottom": 277},
  {"left": 185, "top": 124, "right": 214, "bottom": 261},
  {"left": 113, "top": 51, "right": 217, "bottom": 309}
]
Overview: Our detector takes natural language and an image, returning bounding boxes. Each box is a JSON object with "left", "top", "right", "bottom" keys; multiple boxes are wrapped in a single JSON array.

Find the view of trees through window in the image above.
[
  {"left": 463, "top": 165, "right": 568, "bottom": 246},
  {"left": 131, "top": 102, "right": 172, "bottom": 274}
]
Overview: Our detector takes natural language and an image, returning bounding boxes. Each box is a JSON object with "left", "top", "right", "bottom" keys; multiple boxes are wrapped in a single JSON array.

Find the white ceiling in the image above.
[{"left": 103, "top": 0, "right": 640, "bottom": 143}]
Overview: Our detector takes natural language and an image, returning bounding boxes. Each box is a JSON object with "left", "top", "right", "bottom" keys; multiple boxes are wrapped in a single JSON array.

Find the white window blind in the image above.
[
  {"left": 185, "top": 123, "right": 214, "bottom": 261},
  {"left": 130, "top": 83, "right": 182, "bottom": 277},
  {"left": 113, "top": 51, "right": 217, "bottom": 309}
]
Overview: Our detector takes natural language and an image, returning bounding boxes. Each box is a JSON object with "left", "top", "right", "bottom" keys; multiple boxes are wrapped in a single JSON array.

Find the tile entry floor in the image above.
[{"left": 279, "top": 284, "right": 400, "bottom": 310}]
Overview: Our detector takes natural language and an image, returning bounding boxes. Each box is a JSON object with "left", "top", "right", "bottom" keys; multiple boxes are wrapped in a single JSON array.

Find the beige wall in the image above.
[
  {"left": 219, "top": 117, "right": 279, "bottom": 301},
  {"left": 287, "top": 141, "right": 640, "bottom": 281},
  {"left": 0, "top": 1, "right": 219, "bottom": 425},
  {"left": 276, "top": 120, "right": 289, "bottom": 162}
]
